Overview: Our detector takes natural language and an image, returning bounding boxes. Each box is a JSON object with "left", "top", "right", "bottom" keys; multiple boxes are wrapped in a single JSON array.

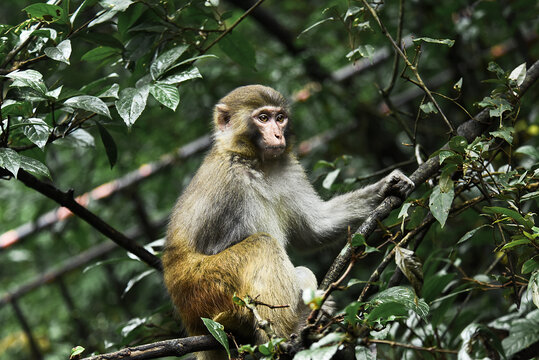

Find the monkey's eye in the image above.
[
  {"left": 276, "top": 114, "right": 286, "bottom": 123},
  {"left": 258, "top": 114, "right": 269, "bottom": 122}
]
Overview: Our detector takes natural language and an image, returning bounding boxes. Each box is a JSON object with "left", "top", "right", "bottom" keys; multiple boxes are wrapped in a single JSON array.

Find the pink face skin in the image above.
[{"left": 251, "top": 106, "right": 288, "bottom": 158}]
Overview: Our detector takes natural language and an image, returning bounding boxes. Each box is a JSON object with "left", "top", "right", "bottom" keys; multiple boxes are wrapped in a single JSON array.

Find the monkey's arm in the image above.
[{"left": 288, "top": 169, "right": 414, "bottom": 245}]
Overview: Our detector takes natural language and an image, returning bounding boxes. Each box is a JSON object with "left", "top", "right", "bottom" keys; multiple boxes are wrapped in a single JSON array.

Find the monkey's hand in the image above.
[{"left": 377, "top": 169, "right": 415, "bottom": 200}]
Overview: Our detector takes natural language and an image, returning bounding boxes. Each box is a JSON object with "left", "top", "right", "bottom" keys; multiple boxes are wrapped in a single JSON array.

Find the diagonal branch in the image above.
[
  {"left": 15, "top": 169, "right": 163, "bottom": 272},
  {"left": 320, "top": 59, "right": 539, "bottom": 290}
]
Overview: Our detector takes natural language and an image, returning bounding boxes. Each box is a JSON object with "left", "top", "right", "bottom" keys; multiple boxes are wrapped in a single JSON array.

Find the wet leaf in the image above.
[
  {"left": 202, "top": 318, "right": 230, "bottom": 359},
  {"left": 115, "top": 86, "right": 149, "bottom": 127},
  {"left": 44, "top": 39, "right": 71, "bottom": 64},
  {"left": 429, "top": 185, "right": 454, "bottom": 228},
  {"left": 64, "top": 95, "right": 111, "bottom": 118}
]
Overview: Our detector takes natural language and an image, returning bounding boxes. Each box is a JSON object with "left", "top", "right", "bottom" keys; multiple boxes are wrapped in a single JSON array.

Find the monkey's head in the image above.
[{"left": 213, "top": 85, "right": 291, "bottom": 160}]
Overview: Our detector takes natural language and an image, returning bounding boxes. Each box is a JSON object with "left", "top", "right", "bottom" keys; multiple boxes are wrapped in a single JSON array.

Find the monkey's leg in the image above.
[{"left": 211, "top": 233, "right": 304, "bottom": 342}]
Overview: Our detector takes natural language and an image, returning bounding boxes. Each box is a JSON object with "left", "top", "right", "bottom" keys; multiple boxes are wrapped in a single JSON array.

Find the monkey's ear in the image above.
[{"left": 215, "top": 103, "right": 231, "bottom": 131}]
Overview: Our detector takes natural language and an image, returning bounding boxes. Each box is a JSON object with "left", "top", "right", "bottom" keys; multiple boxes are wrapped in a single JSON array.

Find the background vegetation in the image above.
[{"left": 0, "top": 0, "right": 538, "bottom": 359}]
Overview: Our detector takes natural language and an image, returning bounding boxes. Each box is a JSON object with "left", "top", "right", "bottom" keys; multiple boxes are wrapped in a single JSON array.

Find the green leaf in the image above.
[
  {"left": 398, "top": 202, "right": 412, "bottom": 219},
  {"left": 413, "top": 37, "right": 455, "bottom": 47},
  {"left": 370, "top": 286, "right": 429, "bottom": 320},
  {"left": 344, "top": 6, "right": 362, "bottom": 21},
  {"left": 89, "top": 0, "right": 134, "bottom": 27},
  {"left": 44, "top": 39, "right": 71, "bottom": 64},
  {"left": 357, "top": 45, "right": 375, "bottom": 59},
  {"left": 294, "top": 344, "right": 339, "bottom": 360},
  {"left": 438, "top": 149, "right": 457, "bottom": 164},
  {"left": 6, "top": 69, "right": 47, "bottom": 94},
  {"left": 298, "top": 17, "right": 335, "bottom": 37},
  {"left": 448, "top": 136, "right": 468, "bottom": 153},
  {"left": 322, "top": 168, "right": 340, "bottom": 189},
  {"left": 508, "top": 62, "right": 526, "bottom": 87},
  {"left": 1, "top": 100, "right": 32, "bottom": 117},
  {"left": 98, "top": 83, "right": 120, "bottom": 99},
  {"left": 70, "top": 346, "right": 85, "bottom": 357},
  {"left": 24, "top": 118, "right": 50, "bottom": 150},
  {"left": 313, "top": 333, "right": 345, "bottom": 349},
  {"left": 522, "top": 257, "right": 539, "bottom": 274},
  {"left": 367, "top": 301, "right": 408, "bottom": 322},
  {"left": 70, "top": 0, "right": 91, "bottom": 25},
  {"left": 422, "top": 272, "right": 455, "bottom": 303},
  {"left": 115, "top": 86, "right": 149, "bottom": 127},
  {"left": 160, "top": 67, "right": 203, "bottom": 85},
  {"left": 46, "top": 86, "right": 63, "bottom": 100},
  {"left": 149, "top": 82, "right": 180, "bottom": 111},
  {"left": 420, "top": 102, "right": 438, "bottom": 114},
  {"left": 487, "top": 61, "right": 505, "bottom": 78},
  {"left": 23, "top": 3, "right": 65, "bottom": 22},
  {"left": 122, "top": 269, "right": 155, "bottom": 296},
  {"left": 346, "top": 45, "right": 375, "bottom": 60},
  {"left": 439, "top": 168, "right": 454, "bottom": 193},
  {"left": 453, "top": 77, "right": 463, "bottom": 92},
  {"left": 490, "top": 127, "right": 513, "bottom": 145},
  {"left": 219, "top": 32, "right": 256, "bottom": 69},
  {"left": 117, "top": 2, "right": 145, "bottom": 36},
  {"left": 19, "top": 155, "right": 51, "bottom": 179},
  {"left": 530, "top": 271, "right": 539, "bottom": 309},
  {"left": 355, "top": 345, "right": 375, "bottom": 360},
  {"left": 150, "top": 45, "right": 189, "bottom": 80},
  {"left": 483, "top": 206, "right": 534, "bottom": 229},
  {"left": 501, "top": 309, "right": 539, "bottom": 356},
  {"left": 429, "top": 185, "right": 454, "bottom": 228},
  {"left": 501, "top": 238, "right": 531, "bottom": 250},
  {"left": 457, "top": 224, "right": 490, "bottom": 244},
  {"left": 81, "top": 46, "right": 121, "bottom": 63},
  {"left": 97, "top": 123, "right": 118, "bottom": 168},
  {"left": 343, "top": 301, "right": 362, "bottom": 325},
  {"left": 460, "top": 323, "right": 507, "bottom": 359},
  {"left": 515, "top": 145, "right": 539, "bottom": 159},
  {"left": 64, "top": 95, "right": 111, "bottom": 118},
  {"left": 351, "top": 233, "right": 366, "bottom": 247},
  {"left": 0, "top": 148, "right": 21, "bottom": 177},
  {"left": 314, "top": 160, "right": 335, "bottom": 171},
  {"left": 202, "top": 318, "right": 231, "bottom": 359},
  {"left": 57, "top": 129, "right": 95, "bottom": 148},
  {"left": 120, "top": 317, "right": 149, "bottom": 337}
]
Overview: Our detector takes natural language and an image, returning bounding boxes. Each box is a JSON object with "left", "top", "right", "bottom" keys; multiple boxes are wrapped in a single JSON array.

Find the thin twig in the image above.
[
  {"left": 360, "top": 0, "right": 456, "bottom": 134},
  {"left": 201, "top": 0, "right": 266, "bottom": 54},
  {"left": 365, "top": 338, "right": 458, "bottom": 354}
]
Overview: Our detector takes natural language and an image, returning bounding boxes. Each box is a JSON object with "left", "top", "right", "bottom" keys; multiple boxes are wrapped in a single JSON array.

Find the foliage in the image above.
[{"left": 0, "top": 0, "right": 538, "bottom": 359}]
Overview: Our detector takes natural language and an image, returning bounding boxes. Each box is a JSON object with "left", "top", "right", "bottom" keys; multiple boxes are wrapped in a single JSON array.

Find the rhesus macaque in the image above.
[{"left": 163, "top": 85, "right": 413, "bottom": 359}]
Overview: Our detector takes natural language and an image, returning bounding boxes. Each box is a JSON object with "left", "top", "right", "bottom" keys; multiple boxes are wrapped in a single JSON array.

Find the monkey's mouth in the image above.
[{"left": 264, "top": 145, "right": 286, "bottom": 157}]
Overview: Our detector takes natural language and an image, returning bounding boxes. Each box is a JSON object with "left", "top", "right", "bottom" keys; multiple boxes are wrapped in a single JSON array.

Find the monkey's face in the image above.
[
  {"left": 251, "top": 106, "right": 288, "bottom": 158},
  {"left": 213, "top": 85, "right": 291, "bottom": 160}
]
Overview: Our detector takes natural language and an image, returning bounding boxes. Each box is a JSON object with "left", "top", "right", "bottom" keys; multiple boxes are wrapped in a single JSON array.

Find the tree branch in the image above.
[
  {"left": 15, "top": 170, "right": 163, "bottom": 272},
  {"left": 81, "top": 335, "right": 219, "bottom": 360},
  {"left": 320, "top": 59, "right": 539, "bottom": 290}
]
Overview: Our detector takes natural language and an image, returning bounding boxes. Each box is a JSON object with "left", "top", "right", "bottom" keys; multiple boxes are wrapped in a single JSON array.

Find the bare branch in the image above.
[
  {"left": 81, "top": 336, "right": 219, "bottom": 360},
  {"left": 15, "top": 170, "right": 163, "bottom": 272}
]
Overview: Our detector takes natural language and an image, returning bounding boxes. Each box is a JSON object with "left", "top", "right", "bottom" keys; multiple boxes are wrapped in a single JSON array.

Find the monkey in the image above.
[{"left": 162, "top": 85, "right": 414, "bottom": 359}]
